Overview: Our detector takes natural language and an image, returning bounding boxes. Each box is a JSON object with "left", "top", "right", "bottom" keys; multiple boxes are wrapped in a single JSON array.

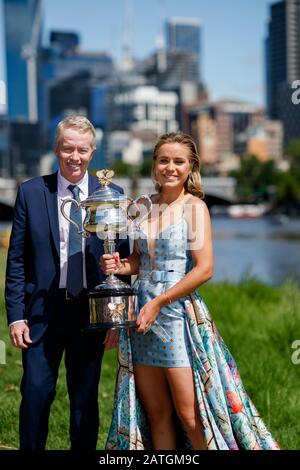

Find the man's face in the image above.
[{"left": 55, "top": 128, "right": 95, "bottom": 183}]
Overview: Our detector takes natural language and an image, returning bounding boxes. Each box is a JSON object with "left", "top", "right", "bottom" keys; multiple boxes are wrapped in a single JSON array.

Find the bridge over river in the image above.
[{"left": 0, "top": 176, "right": 236, "bottom": 221}]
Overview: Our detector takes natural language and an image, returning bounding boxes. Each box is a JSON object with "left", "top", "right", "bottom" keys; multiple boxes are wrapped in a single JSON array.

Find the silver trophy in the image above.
[{"left": 61, "top": 169, "right": 152, "bottom": 331}]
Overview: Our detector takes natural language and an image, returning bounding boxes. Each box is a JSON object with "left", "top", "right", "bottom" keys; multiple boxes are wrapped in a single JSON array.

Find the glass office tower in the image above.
[
  {"left": 165, "top": 17, "right": 201, "bottom": 82},
  {"left": 3, "top": 0, "right": 42, "bottom": 121}
]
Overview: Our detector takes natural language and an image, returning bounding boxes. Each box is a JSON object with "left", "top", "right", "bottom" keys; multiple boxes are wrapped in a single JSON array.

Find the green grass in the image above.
[{"left": 0, "top": 249, "right": 299, "bottom": 449}]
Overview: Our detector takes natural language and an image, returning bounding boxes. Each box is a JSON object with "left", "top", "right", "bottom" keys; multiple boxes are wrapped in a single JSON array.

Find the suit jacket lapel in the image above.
[
  {"left": 88, "top": 174, "right": 99, "bottom": 195},
  {"left": 44, "top": 173, "right": 60, "bottom": 256}
]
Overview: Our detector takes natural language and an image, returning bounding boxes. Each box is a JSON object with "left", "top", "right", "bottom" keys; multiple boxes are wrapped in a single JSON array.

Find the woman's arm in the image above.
[
  {"left": 100, "top": 241, "right": 140, "bottom": 276},
  {"left": 136, "top": 199, "right": 213, "bottom": 334},
  {"left": 156, "top": 199, "right": 213, "bottom": 309}
]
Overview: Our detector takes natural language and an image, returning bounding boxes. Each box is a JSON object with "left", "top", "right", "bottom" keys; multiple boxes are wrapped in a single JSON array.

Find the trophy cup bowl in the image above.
[{"left": 60, "top": 169, "right": 152, "bottom": 331}]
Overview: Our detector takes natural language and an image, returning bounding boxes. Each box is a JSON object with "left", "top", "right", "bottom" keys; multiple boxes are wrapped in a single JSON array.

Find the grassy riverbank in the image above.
[{"left": 0, "top": 248, "right": 299, "bottom": 450}]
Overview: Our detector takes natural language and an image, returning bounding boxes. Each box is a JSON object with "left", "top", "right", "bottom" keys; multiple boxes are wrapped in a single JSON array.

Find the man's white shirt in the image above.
[
  {"left": 57, "top": 169, "right": 88, "bottom": 289},
  {"left": 9, "top": 170, "right": 89, "bottom": 327}
]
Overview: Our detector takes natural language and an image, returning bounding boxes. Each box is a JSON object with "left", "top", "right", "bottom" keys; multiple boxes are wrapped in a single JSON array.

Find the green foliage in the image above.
[
  {"left": 280, "top": 139, "right": 300, "bottom": 203},
  {"left": 231, "top": 154, "right": 279, "bottom": 201},
  {"left": 112, "top": 157, "right": 154, "bottom": 179},
  {"left": 111, "top": 160, "right": 134, "bottom": 177},
  {"left": 276, "top": 171, "right": 300, "bottom": 203},
  {"left": 199, "top": 278, "right": 300, "bottom": 450},
  {"left": 285, "top": 139, "right": 300, "bottom": 171},
  {"left": 140, "top": 157, "right": 153, "bottom": 177}
]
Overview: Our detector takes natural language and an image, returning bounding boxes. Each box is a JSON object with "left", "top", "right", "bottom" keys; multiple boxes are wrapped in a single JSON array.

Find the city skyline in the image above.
[{"left": 0, "top": 0, "right": 274, "bottom": 110}]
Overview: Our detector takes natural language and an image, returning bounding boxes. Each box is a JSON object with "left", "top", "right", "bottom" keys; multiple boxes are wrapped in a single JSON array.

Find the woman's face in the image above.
[{"left": 154, "top": 142, "right": 192, "bottom": 191}]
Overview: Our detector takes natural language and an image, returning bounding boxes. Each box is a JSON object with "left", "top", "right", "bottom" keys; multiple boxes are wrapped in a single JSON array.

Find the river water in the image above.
[
  {"left": 212, "top": 216, "right": 300, "bottom": 285},
  {"left": 1, "top": 216, "right": 300, "bottom": 286}
]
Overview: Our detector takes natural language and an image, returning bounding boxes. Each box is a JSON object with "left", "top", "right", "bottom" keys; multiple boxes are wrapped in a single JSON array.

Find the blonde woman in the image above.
[{"left": 101, "top": 132, "right": 279, "bottom": 451}]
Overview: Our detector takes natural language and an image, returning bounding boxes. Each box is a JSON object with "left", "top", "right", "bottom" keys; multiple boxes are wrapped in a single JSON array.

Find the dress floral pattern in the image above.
[{"left": 105, "top": 218, "right": 280, "bottom": 450}]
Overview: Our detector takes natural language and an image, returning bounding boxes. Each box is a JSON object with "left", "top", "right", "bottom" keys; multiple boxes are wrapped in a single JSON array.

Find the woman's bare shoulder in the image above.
[{"left": 185, "top": 195, "right": 209, "bottom": 210}]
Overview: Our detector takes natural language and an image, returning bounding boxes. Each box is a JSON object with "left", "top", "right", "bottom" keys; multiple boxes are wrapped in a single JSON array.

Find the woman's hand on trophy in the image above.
[{"left": 99, "top": 252, "right": 121, "bottom": 275}]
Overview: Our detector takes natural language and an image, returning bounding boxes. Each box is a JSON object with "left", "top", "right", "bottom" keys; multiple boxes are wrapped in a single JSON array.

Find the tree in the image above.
[
  {"left": 285, "top": 139, "right": 300, "bottom": 171},
  {"left": 285, "top": 140, "right": 300, "bottom": 203},
  {"left": 276, "top": 171, "right": 300, "bottom": 204},
  {"left": 140, "top": 157, "right": 152, "bottom": 177},
  {"left": 230, "top": 154, "right": 279, "bottom": 202},
  {"left": 112, "top": 160, "right": 133, "bottom": 177}
]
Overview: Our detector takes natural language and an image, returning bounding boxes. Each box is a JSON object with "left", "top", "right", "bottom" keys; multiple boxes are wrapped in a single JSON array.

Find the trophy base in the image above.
[
  {"left": 87, "top": 279, "right": 138, "bottom": 333},
  {"left": 83, "top": 320, "right": 137, "bottom": 332}
]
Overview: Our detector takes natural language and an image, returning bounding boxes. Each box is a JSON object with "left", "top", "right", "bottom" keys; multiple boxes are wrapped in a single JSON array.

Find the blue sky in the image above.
[{"left": 0, "top": 0, "right": 274, "bottom": 107}]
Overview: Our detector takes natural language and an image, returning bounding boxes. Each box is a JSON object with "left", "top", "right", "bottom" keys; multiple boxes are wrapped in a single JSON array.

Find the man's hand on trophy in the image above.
[{"left": 99, "top": 252, "right": 121, "bottom": 275}]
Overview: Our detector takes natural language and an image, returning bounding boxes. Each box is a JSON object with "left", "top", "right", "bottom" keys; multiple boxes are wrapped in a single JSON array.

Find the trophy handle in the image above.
[
  {"left": 127, "top": 195, "right": 152, "bottom": 231},
  {"left": 60, "top": 198, "right": 90, "bottom": 238}
]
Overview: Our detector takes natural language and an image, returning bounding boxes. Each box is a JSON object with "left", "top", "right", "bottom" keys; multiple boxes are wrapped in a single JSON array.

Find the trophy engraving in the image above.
[{"left": 96, "top": 169, "right": 114, "bottom": 186}]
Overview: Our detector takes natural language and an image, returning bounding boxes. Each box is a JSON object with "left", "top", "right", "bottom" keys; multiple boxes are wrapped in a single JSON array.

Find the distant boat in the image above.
[{"left": 227, "top": 203, "right": 269, "bottom": 219}]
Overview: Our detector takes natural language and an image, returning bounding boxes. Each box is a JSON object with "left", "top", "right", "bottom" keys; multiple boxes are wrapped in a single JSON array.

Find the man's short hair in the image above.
[{"left": 55, "top": 115, "right": 96, "bottom": 149}]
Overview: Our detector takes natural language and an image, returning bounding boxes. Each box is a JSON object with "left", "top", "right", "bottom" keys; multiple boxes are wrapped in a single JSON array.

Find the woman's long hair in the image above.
[{"left": 151, "top": 132, "right": 204, "bottom": 199}]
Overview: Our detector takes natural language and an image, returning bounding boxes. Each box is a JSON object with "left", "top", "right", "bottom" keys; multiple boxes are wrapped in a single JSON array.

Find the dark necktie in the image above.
[{"left": 66, "top": 184, "right": 83, "bottom": 296}]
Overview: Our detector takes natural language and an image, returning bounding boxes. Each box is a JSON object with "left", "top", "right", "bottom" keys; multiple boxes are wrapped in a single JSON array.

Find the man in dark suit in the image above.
[{"left": 5, "top": 115, "right": 129, "bottom": 450}]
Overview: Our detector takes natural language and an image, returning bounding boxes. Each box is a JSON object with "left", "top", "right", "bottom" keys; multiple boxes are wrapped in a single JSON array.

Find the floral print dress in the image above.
[{"left": 106, "top": 218, "right": 280, "bottom": 450}]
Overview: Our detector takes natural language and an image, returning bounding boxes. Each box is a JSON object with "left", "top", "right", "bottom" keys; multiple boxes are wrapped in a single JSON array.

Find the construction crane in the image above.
[
  {"left": 156, "top": 0, "right": 166, "bottom": 73},
  {"left": 119, "top": 0, "right": 133, "bottom": 71}
]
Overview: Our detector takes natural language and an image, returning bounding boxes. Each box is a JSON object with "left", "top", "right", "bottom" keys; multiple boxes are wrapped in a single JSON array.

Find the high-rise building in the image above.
[
  {"left": 4, "top": 0, "right": 42, "bottom": 122},
  {"left": 111, "top": 85, "right": 178, "bottom": 135},
  {"left": 265, "top": 0, "right": 300, "bottom": 144},
  {"left": 0, "top": 117, "right": 10, "bottom": 177},
  {"left": 49, "top": 31, "right": 79, "bottom": 55},
  {"left": 265, "top": 1, "right": 287, "bottom": 119},
  {"left": 41, "top": 30, "right": 114, "bottom": 141},
  {"left": 165, "top": 17, "right": 201, "bottom": 83},
  {"left": 189, "top": 100, "right": 269, "bottom": 167}
]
